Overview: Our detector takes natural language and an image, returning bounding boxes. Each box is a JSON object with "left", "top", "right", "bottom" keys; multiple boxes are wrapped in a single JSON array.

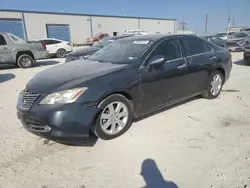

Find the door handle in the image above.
[
  {"left": 4, "top": 47, "right": 7, "bottom": 50},
  {"left": 209, "top": 56, "right": 217, "bottom": 61},
  {"left": 177, "top": 64, "right": 187, "bottom": 70}
]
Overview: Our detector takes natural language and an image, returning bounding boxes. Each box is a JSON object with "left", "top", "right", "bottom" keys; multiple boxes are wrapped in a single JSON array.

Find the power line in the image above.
[{"left": 179, "top": 19, "right": 188, "bottom": 32}]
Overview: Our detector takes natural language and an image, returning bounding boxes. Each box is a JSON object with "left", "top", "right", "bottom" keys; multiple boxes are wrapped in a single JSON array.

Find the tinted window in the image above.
[
  {"left": 216, "top": 33, "right": 226, "bottom": 37},
  {"left": 43, "top": 40, "right": 60, "bottom": 45},
  {"left": 233, "top": 32, "right": 248, "bottom": 38},
  {"left": 150, "top": 38, "right": 181, "bottom": 61},
  {"left": 204, "top": 42, "right": 213, "bottom": 52},
  {"left": 0, "top": 35, "right": 7, "bottom": 45},
  {"left": 181, "top": 36, "right": 206, "bottom": 56}
]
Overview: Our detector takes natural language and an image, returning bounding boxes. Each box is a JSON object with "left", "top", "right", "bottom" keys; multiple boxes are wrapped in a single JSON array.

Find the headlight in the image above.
[{"left": 40, "top": 87, "right": 88, "bottom": 104}]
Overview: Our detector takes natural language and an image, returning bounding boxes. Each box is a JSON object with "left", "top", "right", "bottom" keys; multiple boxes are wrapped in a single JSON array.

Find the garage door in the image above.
[
  {"left": 46, "top": 24, "right": 71, "bottom": 43},
  {"left": 0, "top": 19, "right": 25, "bottom": 39}
]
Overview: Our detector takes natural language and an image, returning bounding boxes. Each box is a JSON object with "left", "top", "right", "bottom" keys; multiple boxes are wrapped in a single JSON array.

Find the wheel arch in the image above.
[{"left": 16, "top": 51, "right": 34, "bottom": 62}]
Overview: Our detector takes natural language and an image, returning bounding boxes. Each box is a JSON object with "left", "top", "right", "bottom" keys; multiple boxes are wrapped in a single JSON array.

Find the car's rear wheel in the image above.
[
  {"left": 202, "top": 70, "right": 224, "bottom": 99},
  {"left": 17, "top": 54, "right": 34, "bottom": 68},
  {"left": 56, "top": 49, "right": 66, "bottom": 58},
  {"left": 93, "top": 94, "right": 133, "bottom": 140}
]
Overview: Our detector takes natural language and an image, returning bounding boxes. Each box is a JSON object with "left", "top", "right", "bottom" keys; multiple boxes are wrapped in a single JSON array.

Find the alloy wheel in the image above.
[
  {"left": 21, "top": 57, "right": 32, "bottom": 67},
  {"left": 100, "top": 101, "right": 129, "bottom": 135},
  {"left": 210, "top": 74, "right": 222, "bottom": 96}
]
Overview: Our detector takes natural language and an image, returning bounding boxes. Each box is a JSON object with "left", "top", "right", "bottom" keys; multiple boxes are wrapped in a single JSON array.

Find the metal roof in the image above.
[{"left": 0, "top": 9, "right": 176, "bottom": 21}]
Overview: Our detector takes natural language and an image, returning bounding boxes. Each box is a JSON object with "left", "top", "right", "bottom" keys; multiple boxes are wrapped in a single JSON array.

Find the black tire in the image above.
[
  {"left": 202, "top": 70, "right": 224, "bottom": 99},
  {"left": 92, "top": 94, "right": 133, "bottom": 140},
  {"left": 17, "top": 54, "right": 34, "bottom": 68},
  {"left": 56, "top": 49, "right": 66, "bottom": 58}
]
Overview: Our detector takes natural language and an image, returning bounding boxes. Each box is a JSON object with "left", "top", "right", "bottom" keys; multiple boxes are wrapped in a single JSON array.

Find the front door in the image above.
[
  {"left": 179, "top": 35, "right": 214, "bottom": 95},
  {"left": 0, "top": 34, "right": 12, "bottom": 63},
  {"left": 138, "top": 37, "right": 188, "bottom": 113}
]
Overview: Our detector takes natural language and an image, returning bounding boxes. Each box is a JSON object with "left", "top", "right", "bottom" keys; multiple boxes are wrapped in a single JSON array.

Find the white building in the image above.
[{"left": 0, "top": 9, "right": 177, "bottom": 45}]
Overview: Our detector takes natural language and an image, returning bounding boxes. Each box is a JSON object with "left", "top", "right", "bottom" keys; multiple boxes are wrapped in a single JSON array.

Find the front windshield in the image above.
[
  {"left": 89, "top": 39, "right": 153, "bottom": 64},
  {"left": 92, "top": 38, "right": 110, "bottom": 48}
]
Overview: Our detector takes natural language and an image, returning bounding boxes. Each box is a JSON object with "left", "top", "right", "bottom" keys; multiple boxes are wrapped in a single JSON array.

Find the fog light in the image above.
[{"left": 44, "top": 125, "right": 51, "bottom": 132}]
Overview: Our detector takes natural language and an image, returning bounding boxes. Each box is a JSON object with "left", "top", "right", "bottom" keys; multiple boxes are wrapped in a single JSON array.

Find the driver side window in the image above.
[{"left": 149, "top": 38, "right": 181, "bottom": 62}]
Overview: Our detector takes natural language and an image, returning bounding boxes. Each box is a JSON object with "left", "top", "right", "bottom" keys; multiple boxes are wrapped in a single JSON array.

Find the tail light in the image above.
[
  {"left": 41, "top": 42, "right": 46, "bottom": 50},
  {"left": 66, "top": 42, "right": 71, "bottom": 46}
]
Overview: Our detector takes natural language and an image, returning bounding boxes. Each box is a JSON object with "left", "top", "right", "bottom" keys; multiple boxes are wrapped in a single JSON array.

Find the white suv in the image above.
[{"left": 39, "top": 38, "right": 73, "bottom": 58}]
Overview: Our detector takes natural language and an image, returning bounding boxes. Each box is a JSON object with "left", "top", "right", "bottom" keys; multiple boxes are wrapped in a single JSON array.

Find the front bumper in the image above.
[{"left": 17, "top": 103, "right": 100, "bottom": 144}]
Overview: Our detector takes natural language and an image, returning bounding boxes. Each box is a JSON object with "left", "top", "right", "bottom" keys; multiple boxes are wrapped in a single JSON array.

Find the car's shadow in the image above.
[
  {"left": 0, "top": 60, "right": 60, "bottom": 70},
  {"left": 234, "top": 59, "right": 250, "bottom": 66},
  {"left": 0, "top": 73, "right": 15, "bottom": 83},
  {"left": 134, "top": 96, "right": 201, "bottom": 122},
  {"left": 56, "top": 134, "right": 98, "bottom": 147},
  {"left": 35, "top": 60, "right": 61, "bottom": 67}
]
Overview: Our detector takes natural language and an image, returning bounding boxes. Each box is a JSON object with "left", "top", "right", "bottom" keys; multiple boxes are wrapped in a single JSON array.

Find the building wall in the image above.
[
  {"left": 0, "top": 10, "right": 176, "bottom": 44},
  {"left": 0, "top": 11, "right": 22, "bottom": 19},
  {"left": 91, "top": 16, "right": 139, "bottom": 36},
  {"left": 23, "top": 13, "right": 91, "bottom": 44},
  {"left": 139, "top": 19, "right": 176, "bottom": 34}
]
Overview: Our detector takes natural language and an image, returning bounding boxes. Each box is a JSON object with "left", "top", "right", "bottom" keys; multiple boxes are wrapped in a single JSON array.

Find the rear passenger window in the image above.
[
  {"left": 181, "top": 36, "right": 206, "bottom": 56},
  {"left": 0, "top": 35, "right": 7, "bottom": 45},
  {"left": 204, "top": 42, "right": 213, "bottom": 52},
  {"left": 150, "top": 38, "right": 181, "bottom": 61}
]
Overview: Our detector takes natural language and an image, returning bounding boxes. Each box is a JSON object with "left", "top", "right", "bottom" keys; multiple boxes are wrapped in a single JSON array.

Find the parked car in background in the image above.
[
  {"left": 226, "top": 32, "right": 249, "bottom": 52},
  {"left": 86, "top": 33, "right": 109, "bottom": 45},
  {"left": 244, "top": 36, "right": 250, "bottom": 62},
  {"left": 38, "top": 38, "right": 73, "bottom": 58},
  {"left": 0, "top": 32, "right": 47, "bottom": 68},
  {"left": 203, "top": 35, "right": 227, "bottom": 48},
  {"left": 65, "top": 35, "right": 132, "bottom": 62},
  {"left": 215, "top": 31, "right": 236, "bottom": 40},
  {"left": 122, "top": 29, "right": 148, "bottom": 36},
  {"left": 17, "top": 34, "right": 232, "bottom": 143}
]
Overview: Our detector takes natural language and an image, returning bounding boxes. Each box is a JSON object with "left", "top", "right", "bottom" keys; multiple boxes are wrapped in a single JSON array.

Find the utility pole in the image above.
[
  {"left": 205, "top": 14, "right": 208, "bottom": 35},
  {"left": 227, "top": 0, "right": 231, "bottom": 33},
  {"left": 179, "top": 19, "right": 187, "bottom": 32}
]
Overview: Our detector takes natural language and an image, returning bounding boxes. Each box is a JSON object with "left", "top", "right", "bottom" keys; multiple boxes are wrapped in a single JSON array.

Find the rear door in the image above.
[
  {"left": 0, "top": 34, "right": 13, "bottom": 63},
  {"left": 179, "top": 35, "right": 214, "bottom": 95}
]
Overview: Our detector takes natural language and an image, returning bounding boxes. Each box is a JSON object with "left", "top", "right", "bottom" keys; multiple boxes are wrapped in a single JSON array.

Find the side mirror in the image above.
[{"left": 148, "top": 55, "right": 166, "bottom": 66}]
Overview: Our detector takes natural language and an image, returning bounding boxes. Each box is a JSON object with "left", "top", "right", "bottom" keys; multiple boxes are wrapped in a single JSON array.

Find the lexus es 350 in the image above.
[{"left": 17, "top": 34, "right": 232, "bottom": 143}]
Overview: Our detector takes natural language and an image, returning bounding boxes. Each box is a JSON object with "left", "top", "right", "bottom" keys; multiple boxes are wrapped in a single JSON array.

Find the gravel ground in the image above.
[{"left": 0, "top": 53, "right": 250, "bottom": 188}]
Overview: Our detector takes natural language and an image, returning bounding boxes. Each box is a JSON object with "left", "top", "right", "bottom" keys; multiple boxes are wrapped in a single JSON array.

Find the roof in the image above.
[
  {"left": 117, "top": 34, "right": 175, "bottom": 42},
  {"left": 0, "top": 9, "right": 176, "bottom": 21}
]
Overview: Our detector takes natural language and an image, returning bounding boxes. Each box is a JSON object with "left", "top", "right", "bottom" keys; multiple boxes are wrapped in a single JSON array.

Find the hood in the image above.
[
  {"left": 26, "top": 60, "right": 128, "bottom": 94},
  {"left": 67, "top": 46, "right": 100, "bottom": 57}
]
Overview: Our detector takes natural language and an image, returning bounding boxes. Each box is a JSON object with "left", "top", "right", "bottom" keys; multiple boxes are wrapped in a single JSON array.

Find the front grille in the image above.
[{"left": 18, "top": 90, "right": 40, "bottom": 110}]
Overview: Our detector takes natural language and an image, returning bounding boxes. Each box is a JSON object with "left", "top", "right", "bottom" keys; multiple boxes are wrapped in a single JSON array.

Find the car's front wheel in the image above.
[
  {"left": 93, "top": 94, "right": 133, "bottom": 140},
  {"left": 202, "top": 70, "right": 224, "bottom": 99}
]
